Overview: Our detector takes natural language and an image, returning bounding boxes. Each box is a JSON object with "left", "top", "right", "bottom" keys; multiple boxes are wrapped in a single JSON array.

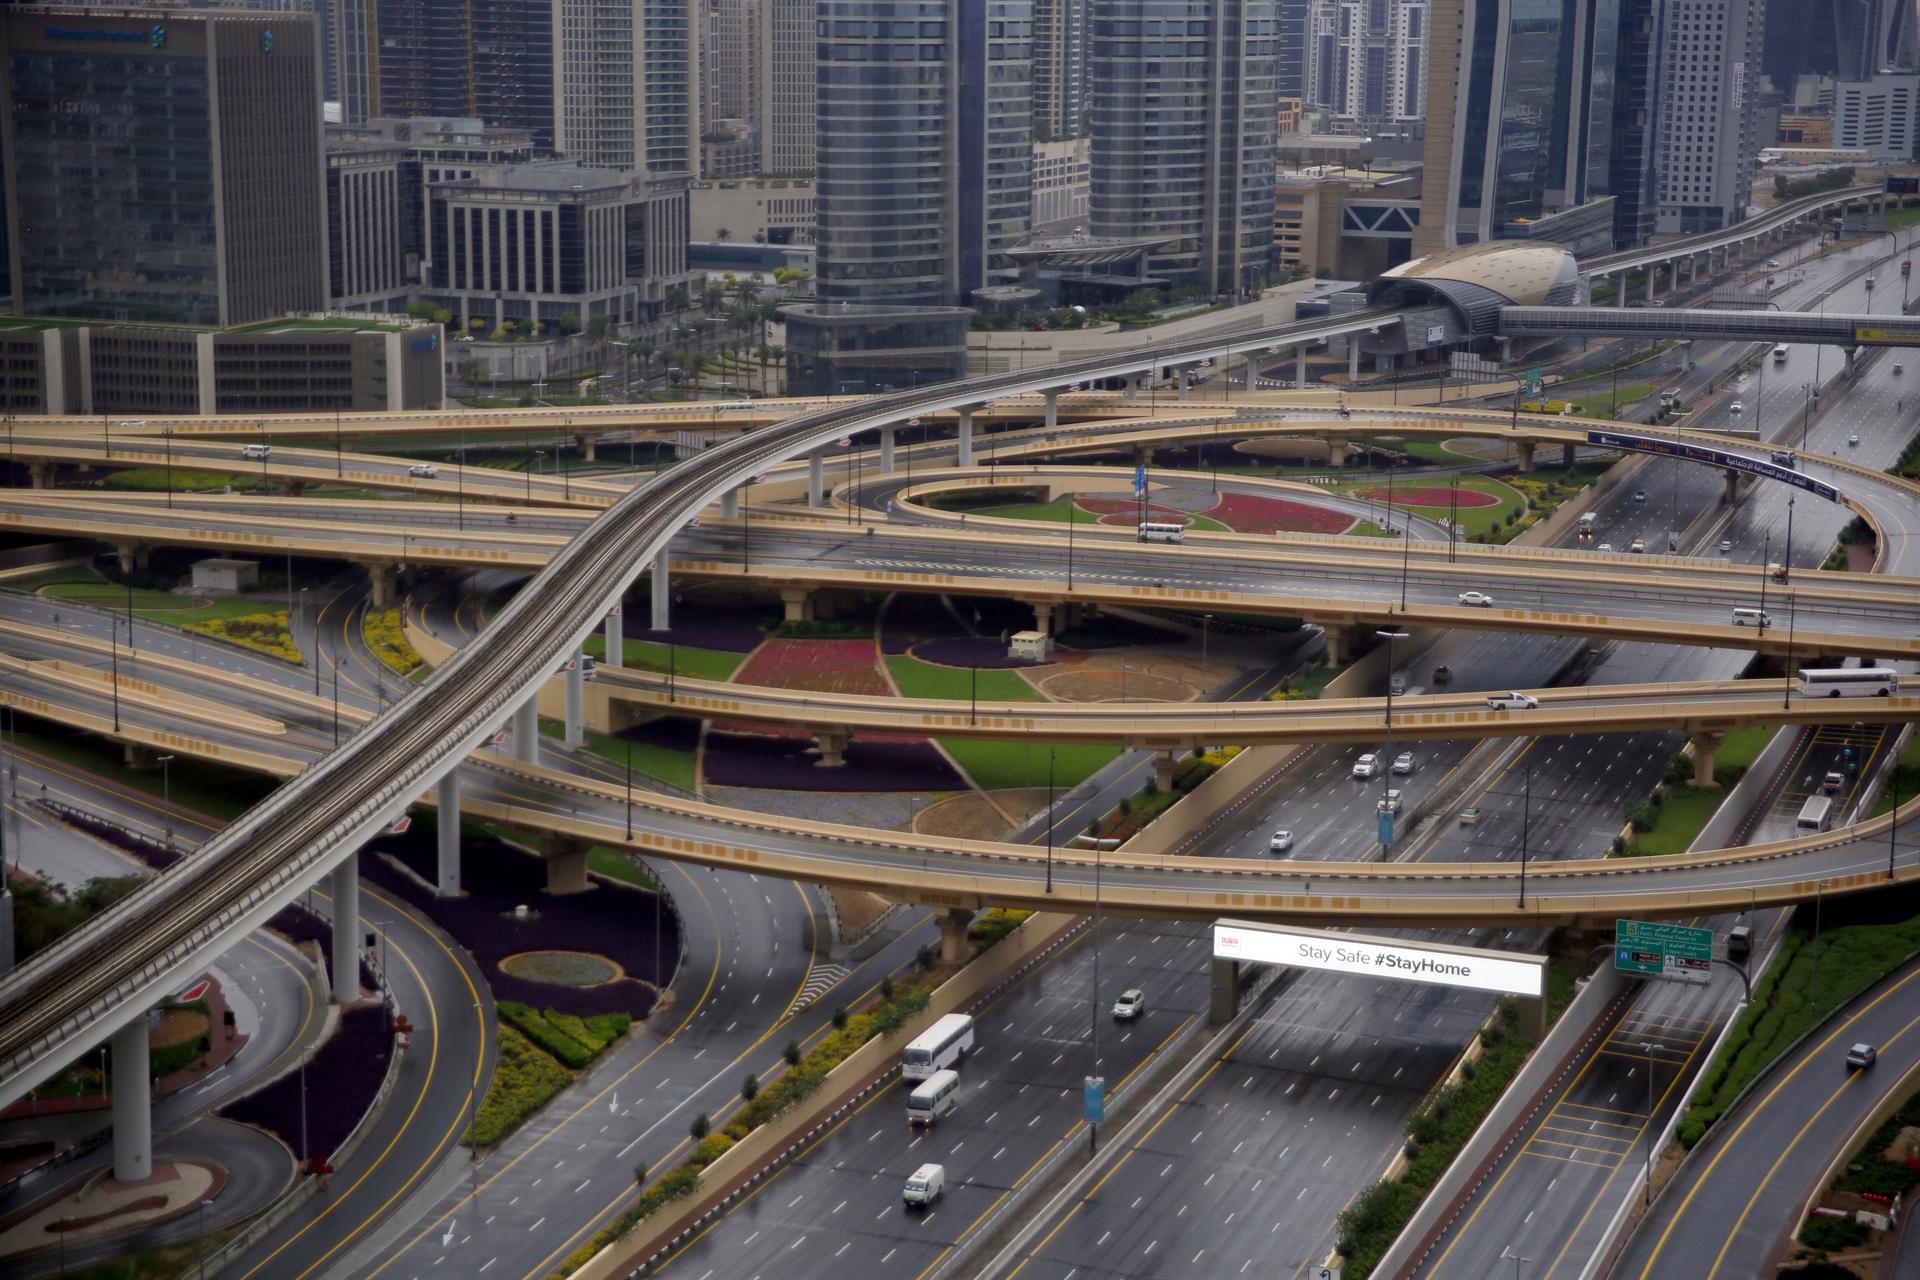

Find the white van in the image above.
[
  {"left": 1796, "top": 794, "right": 1833, "bottom": 833},
  {"left": 903, "top": 1162, "right": 945, "bottom": 1206},
  {"left": 242, "top": 443, "right": 272, "bottom": 459},
  {"left": 1773, "top": 345, "right": 1789, "bottom": 364},
  {"left": 1730, "top": 608, "right": 1771, "bottom": 627},
  {"left": 1137, "top": 521, "right": 1185, "bottom": 544},
  {"left": 906, "top": 1070, "right": 960, "bottom": 1127}
]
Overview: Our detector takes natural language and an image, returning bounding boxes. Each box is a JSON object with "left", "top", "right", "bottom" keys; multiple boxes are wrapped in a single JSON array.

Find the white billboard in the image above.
[{"left": 1213, "top": 921, "right": 1545, "bottom": 998}]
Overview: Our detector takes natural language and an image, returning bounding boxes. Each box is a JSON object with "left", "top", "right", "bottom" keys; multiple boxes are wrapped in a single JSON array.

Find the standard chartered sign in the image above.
[{"left": 1213, "top": 920, "right": 1545, "bottom": 998}]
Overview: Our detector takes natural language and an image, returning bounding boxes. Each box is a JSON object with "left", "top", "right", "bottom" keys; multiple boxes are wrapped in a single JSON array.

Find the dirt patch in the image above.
[
  {"left": 916, "top": 792, "right": 1016, "bottom": 841},
  {"left": 1040, "top": 668, "right": 1192, "bottom": 703},
  {"left": 51, "top": 1194, "right": 169, "bottom": 1230},
  {"left": 151, "top": 1008, "right": 209, "bottom": 1050},
  {"left": 988, "top": 788, "right": 1058, "bottom": 828},
  {"left": 499, "top": 950, "right": 623, "bottom": 987},
  {"left": 825, "top": 887, "right": 897, "bottom": 940}
]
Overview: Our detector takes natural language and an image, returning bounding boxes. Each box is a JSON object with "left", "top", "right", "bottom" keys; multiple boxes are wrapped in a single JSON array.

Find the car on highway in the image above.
[
  {"left": 1458, "top": 590, "right": 1494, "bottom": 607},
  {"left": 407, "top": 463, "right": 439, "bottom": 478},
  {"left": 242, "top": 443, "right": 272, "bottom": 459},
  {"left": 1597, "top": 542, "right": 1614, "bottom": 552},
  {"left": 1393, "top": 752, "right": 1416, "bottom": 775},
  {"left": 1848, "top": 433, "right": 1860, "bottom": 446},
  {"left": 1112, "top": 988, "right": 1146, "bottom": 1020},
  {"left": 1822, "top": 771, "right": 1846, "bottom": 794},
  {"left": 1352, "top": 753, "right": 1380, "bottom": 779},
  {"left": 1719, "top": 539, "right": 1734, "bottom": 552},
  {"left": 1633, "top": 489, "right": 1648, "bottom": 502},
  {"left": 904, "top": 1163, "right": 946, "bottom": 1206},
  {"left": 1268, "top": 829, "right": 1294, "bottom": 853},
  {"left": 1431, "top": 665, "right": 1452, "bottom": 684},
  {"left": 1376, "top": 789, "right": 1403, "bottom": 815},
  {"left": 1846, "top": 1042, "right": 1878, "bottom": 1070},
  {"left": 1630, "top": 537, "right": 1646, "bottom": 553},
  {"left": 1486, "top": 692, "right": 1539, "bottom": 711},
  {"left": 1729, "top": 401, "right": 1743, "bottom": 414},
  {"left": 1767, "top": 258, "right": 1781, "bottom": 267}
]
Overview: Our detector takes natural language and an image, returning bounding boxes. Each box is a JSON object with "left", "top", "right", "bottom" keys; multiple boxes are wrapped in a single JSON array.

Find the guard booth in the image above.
[{"left": 1210, "top": 918, "right": 1550, "bottom": 1038}]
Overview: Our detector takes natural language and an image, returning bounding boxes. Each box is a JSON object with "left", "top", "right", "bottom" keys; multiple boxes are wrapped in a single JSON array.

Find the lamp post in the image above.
[
  {"left": 110, "top": 615, "right": 121, "bottom": 732},
  {"left": 1810, "top": 877, "right": 1833, "bottom": 1011},
  {"left": 1500, "top": 1247, "right": 1533, "bottom": 1280},
  {"left": 1377, "top": 627, "right": 1409, "bottom": 838},
  {"left": 1066, "top": 491, "right": 1076, "bottom": 589},
  {"left": 1891, "top": 766, "right": 1902, "bottom": 881},
  {"left": 158, "top": 754, "right": 175, "bottom": 856},
  {"left": 1641, "top": 1040, "right": 1657, "bottom": 1206},
  {"left": 198, "top": 1197, "right": 212, "bottom": 1279},
  {"left": 1518, "top": 765, "right": 1531, "bottom": 908},
  {"left": 162, "top": 424, "right": 174, "bottom": 508},
  {"left": 1783, "top": 588, "right": 1797, "bottom": 710},
  {"left": 625, "top": 735, "right": 633, "bottom": 840},
  {"left": 1044, "top": 746, "right": 1056, "bottom": 894},
  {"left": 301, "top": 588, "right": 315, "bottom": 694}
]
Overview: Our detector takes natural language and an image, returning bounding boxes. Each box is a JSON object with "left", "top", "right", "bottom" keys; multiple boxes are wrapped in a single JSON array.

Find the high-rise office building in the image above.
[
  {"left": 1, "top": 5, "right": 327, "bottom": 325},
  {"left": 786, "top": 0, "right": 1033, "bottom": 393},
  {"left": 1654, "top": 0, "right": 1763, "bottom": 233},
  {"left": 1033, "top": 0, "right": 1087, "bottom": 138},
  {"left": 1609, "top": 0, "right": 1668, "bottom": 250},
  {"left": 1303, "top": 0, "right": 1427, "bottom": 140},
  {"left": 552, "top": 0, "right": 695, "bottom": 174},
  {"left": 758, "top": 0, "right": 814, "bottom": 173},
  {"left": 1763, "top": 0, "right": 1914, "bottom": 86},
  {"left": 334, "top": 1, "right": 554, "bottom": 148},
  {"left": 700, "top": 0, "right": 760, "bottom": 174},
  {"left": 1277, "top": 0, "right": 1312, "bottom": 98},
  {"left": 1087, "top": 0, "right": 1280, "bottom": 296}
]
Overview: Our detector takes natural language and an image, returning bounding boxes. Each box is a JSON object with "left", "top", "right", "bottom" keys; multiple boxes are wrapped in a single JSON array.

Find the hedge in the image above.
[
  {"left": 363, "top": 607, "right": 424, "bottom": 675},
  {"left": 497, "top": 1002, "right": 630, "bottom": 1071},
  {"left": 468, "top": 1023, "right": 573, "bottom": 1148},
  {"left": 186, "top": 610, "right": 303, "bottom": 664}
]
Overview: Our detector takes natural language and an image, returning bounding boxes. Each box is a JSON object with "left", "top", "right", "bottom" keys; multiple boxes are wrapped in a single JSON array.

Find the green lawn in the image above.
[
  {"left": 580, "top": 634, "right": 747, "bottom": 681},
  {"left": 975, "top": 495, "right": 1227, "bottom": 532},
  {"left": 941, "top": 737, "right": 1118, "bottom": 793},
  {"left": 1349, "top": 521, "right": 1395, "bottom": 538},
  {"left": 1874, "top": 735, "right": 1920, "bottom": 817},
  {"left": 537, "top": 720, "right": 697, "bottom": 793},
  {"left": 1333, "top": 474, "right": 1523, "bottom": 538},
  {"left": 1388, "top": 439, "right": 1472, "bottom": 466},
  {"left": 7, "top": 717, "right": 277, "bottom": 820},
  {"left": 1713, "top": 724, "right": 1777, "bottom": 775},
  {"left": 29, "top": 574, "right": 304, "bottom": 625},
  {"left": 1622, "top": 786, "right": 1727, "bottom": 856},
  {"left": 887, "top": 656, "right": 1043, "bottom": 702},
  {"left": 587, "top": 846, "right": 663, "bottom": 891},
  {"left": 1561, "top": 380, "right": 1661, "bottom": 419},
  {"left": 103, "top": 467, "right": 267, "bottom": 493}
]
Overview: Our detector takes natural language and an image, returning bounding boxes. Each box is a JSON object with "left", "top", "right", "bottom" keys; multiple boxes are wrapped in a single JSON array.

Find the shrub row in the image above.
[
  {"left": 967, "top": 908, "right": 1033, "bottom": 949},
  {"left": 363, "top": 607, "right": 424, "bottom": 675},
  {"left": 467, "top": 1023, "right": 573, "bottom": 1148},
  {"left": 497, "top": 1002, "right": 631, "bottom": 1071},
  {"left": 186, "top": 610, "right": 303, "bottom": 664}
]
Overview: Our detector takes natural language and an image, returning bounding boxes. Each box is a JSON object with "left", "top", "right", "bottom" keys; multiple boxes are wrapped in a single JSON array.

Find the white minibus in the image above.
[
  {"left": 906, "top": 1069, "right": 960, "bottom": 1127},
  {"left": 1137, "top": 521, "right": 1185, "bottom": 543},
  {"left": 1730, "top": 608, "right": 1771, "bottom": 627},
  {"left": 902, "top": 1013, "right": 975, "bottom": 1081},
  {"left": 1797, "top": 794, "right": 1833, "bottom": 833}
]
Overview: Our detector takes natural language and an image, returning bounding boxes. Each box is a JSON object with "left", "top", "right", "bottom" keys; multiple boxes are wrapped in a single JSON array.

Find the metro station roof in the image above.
[{"left": 1369, "top": 241, "right": 1582, "bottom": 335}]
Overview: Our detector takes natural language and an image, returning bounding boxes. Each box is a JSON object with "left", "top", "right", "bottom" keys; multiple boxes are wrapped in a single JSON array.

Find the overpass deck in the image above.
[{"left": 1501, "top": 306, "right": 1920, "bottom": 346}]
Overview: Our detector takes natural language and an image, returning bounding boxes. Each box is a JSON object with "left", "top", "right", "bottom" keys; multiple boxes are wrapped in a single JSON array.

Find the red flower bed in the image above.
[
  {"left": 1209, "top": 492, "right": 1354, "bottom": 535},
  {"left": 732, "top": 638, "right": 887, "bottom": 695},
  {"left": 1349, "top": 485, "right": 1500, "bottom": 508},
  {"left": 1078, "top": 497, "right": 1190, "bottom": 522}
]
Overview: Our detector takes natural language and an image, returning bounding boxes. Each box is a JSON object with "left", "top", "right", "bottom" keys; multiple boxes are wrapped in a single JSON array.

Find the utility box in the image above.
[
  {"left": 190, "top": 558, "right": 259, "bottom": 592},
  {"left": 1009, "top": 630, "right": 1051, "bottom": 661}
]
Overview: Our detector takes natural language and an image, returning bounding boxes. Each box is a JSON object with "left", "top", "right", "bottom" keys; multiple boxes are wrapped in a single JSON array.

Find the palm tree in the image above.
[{"left": 716, "top": 227, "right": 733, "bottom": 242}]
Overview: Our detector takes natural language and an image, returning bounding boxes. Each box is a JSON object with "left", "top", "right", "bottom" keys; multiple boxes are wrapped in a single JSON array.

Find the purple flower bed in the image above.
[
  {"left": 265, "top": 902, "right": 378, "bottom": 993},
  {"left": 360, "top": 839, "right": 675, "bottom": 1018},
  {"left": 222, "top": 1004, "right": 391, "bottom": 1161},
  {"left": 635, "top": 622, "right": 766, "bottom": 654},
  {"left": 880, "top": 593, "right": 969, "bottom": 656},
  {"left": 910, "top": 637, "right": 1044, "bottom": 670},
  {"left": 703, "top": 731, "right": 964, "bottom": 792}
]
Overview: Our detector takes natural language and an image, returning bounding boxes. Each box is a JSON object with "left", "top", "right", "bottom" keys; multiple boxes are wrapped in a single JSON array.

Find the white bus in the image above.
[
  {"left": 1797, "top": 794, "right": 1834, "bottom": 833},
  {"left": 1796, "top": 668, "right": 1900, "bottom": 698},
  {"left": 902, "top": 1014, "right": 975, "bottom": 1081},
  {"left": 1773, "top": 345, "right": 1789, "bottom": 364},
  {"left": 1137, "top": 521, "right": 1185, "bottom": 543},
  {"left": 906, "top": 1069, "right": 961, "bottom": 1127}
]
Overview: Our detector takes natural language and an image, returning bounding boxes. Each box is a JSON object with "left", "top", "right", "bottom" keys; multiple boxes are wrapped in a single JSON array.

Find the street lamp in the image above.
[
  {"left": 162, "top": 424, "right": 175, "bottom": 509},
  {"left": 1044, "top": 746, "right": 1056, "bottom": 894},
  {"left": 1810, "top": 877, "right": 1834, "bottom": 1011},
  {"left": 1501, "top": 1246, "right": 1534, "bottom": 1280},
  {"left": 198, "top": 1198, "right": 212, "bottom": 1279},
  {"left": 158, "top": 754, "right": 175, "bottom": 856},
  {"left": 1518, "top": 764, "right": 1531, "bottom": 908},
  {"left": 1640, "top": 1040, "right": 1657, "bottom": 1206},
  {"left": 1377, "top": 628, "right": 1409, "bottom": 844}
]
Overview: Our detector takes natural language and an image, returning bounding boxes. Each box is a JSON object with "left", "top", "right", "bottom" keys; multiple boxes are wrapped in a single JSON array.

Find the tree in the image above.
[
  {"left": 557, "top": 311, "right": 583, "bottom": 335},
  {"left": 632, "top": 1160, "right": 649, "bottom": 1188},
  {"left": 741, "top": 1073, "right": 759, "bottom": 1102},
  {"left": 690, "top": 1112, "right": 710, "bottom": 1141},
  {"left": 783, "top": 1040, "right": 802, "bottom": 1067}
]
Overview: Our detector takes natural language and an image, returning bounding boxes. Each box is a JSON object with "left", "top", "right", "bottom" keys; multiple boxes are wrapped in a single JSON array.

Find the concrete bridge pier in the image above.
[
  {"left": 124, "top": 742, "right": 159, "bottom": 770},
  {"left": 1153, "top": 751, "right": 1180, "bottom": 792},
  {"left": 110, "top": 1019, "right": 152, "bottom": 1183},
  {"left": 1045, "top": 389, "right": 1061, "bottom": 431},
  {"left": 1031, "top": 601, "right": 1056, "bottom": 634},
  {"left": 540, "top": 833, "right": 591, "bottom": 894},
  {"left": 1614, "top": 272, "right": 1628, "bottom": 307},
  {"left": 579, "top": 433, "right": 599, "bottom": 463},
  {"left": 1723, "top": 471, "right": 1740, "bottom": 505},
  {"left": 957, "top": 408, "right": 976, "bottom": 467},
  {"left": 651, "top": 556, "right": 670, "bottom": 630},
  {"left": 1322, "top": 624, "right": 1359, "bottom": 667},
  {"left": 1209, "top": 956, "right": 1241, "bottom": 1026},
  {"left": 1844, "top": 345, "right": 1859, "bottom": 377},
  {"left": 115, "top": 543, "right": 150, "bottom": 575},
  {"left": 808, "top": 450, "right": 826, "bottom": 506},
  {"left": 1348, "top": 343, "right": 1360, "bottom": 382},
  {"left": 436, "top": 768, "right": 463, "bottom": 896},
  {"left": 1177, "top": 367, "right": 1191, "bottom": 401},
  {"left": 936, "top": 907, "right": 974, "bottom": 964},
  {"left": 1516, "top": 441, "right": 1536, "bottom": 472},
  {"left": 1644, "top": 267, "right": 1658, "bottom": 303},
  {"left": 879, "top": 427, "right": 896, "bottom": 474},
  {"left": 1295, "top": 347, "right": 1307, "bottom": 389},
  {"left": 814, "top": 730, "right": 849, "bottom": 768},
  {"left": 721, "top": 488, "right": 740, "bottom": 518},
  {"left": 781, "top": 587, "right": 815, "bottom": 622},
  {"left": 27, "top": 460, "right": 54, "bottom": 488},
  {"left": 1326, "top": 435, "right": 1349, "bottom": 467},
  {"left": 366, "top": 562, "right": 398, "bottom": 608},
  {"left": 512, "top": 697, "right": 540, "bottom": 765},
  {"left": 1561, "top": 442, "right": 1576, "bottom": 468},
  {"left": 603, "top": 606, "right": 624, "bottom": 669},
  {"left": 564, "top": 652, "right": 585, "bottom": 745},
  {"left": 1690, "top": 731, "right": 1724, "bottom": 787},
  {"left": 331, "top": 856, "right": 360, "bottom": 1003}
]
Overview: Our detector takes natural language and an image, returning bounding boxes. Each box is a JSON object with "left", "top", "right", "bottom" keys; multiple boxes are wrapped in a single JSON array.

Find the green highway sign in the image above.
[{"left": 1615, "top": 919, "right": 1713, "bottom": 985}]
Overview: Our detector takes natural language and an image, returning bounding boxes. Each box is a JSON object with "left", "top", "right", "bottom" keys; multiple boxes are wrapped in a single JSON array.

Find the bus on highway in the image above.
[
  {"left": 1796, "top": 667, "right": 1900, "bottom": 698},
  {"left": 1137, "top": 521, "right": 1186, "bottom": 543},
  {"left": 1797, "top": 794, "right": 1834, "bottom": 832},
  {"left": 902, "top": 1014, "right": 975, "bottom": 1081}
]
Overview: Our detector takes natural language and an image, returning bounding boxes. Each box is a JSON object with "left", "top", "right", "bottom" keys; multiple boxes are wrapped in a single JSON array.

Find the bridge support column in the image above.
[
  {"left": 436, "top": 768, "right": 463, "bottom": 896},
  {"left": 1347, "top": 343, "right": 1360, "bottom": 383},
  {"left": 1153, "top": 750, "right": 1179, "bottom": 792},
  {"left": 808, "top": 450, "right": 826, "bottom": 506},
  {"left": 1561, "top": 442, "right": 1576, "bottom": 468},
  {"left": 366, "top": 562, "right": 398, "bottom": 608},
  {"left": 1031, "top": 601, "right": 1055, "bottom": 635},
  {"left": 1323, "top": 625, "right": 1358, "bottom": 667},
  {"left": 564, "top": 651, "right": 585, "bottom": 745},
  {"left": 780, "top": 587, "right": 815, "bottom": 622},
  {"left": 936, "top": 907, "right": 973, "bottom": 965},
  {"left": 957, "top": 409, "right": 975, "bottom": 466},
  {"left": 721, "top": 488, "right": 740, "bottom": 518},
  {"left": 879, "top": 427, "right": 896, "bottom": 474},
  {"left": 1690, "top": 732, "right": 1724, "bottom": 788},
  {"left": 1644, "top": 267, "right": 1657, "bottom": 303},
  {"left": 540, "top": 834, "right": 591, "bottom": 894},
  {"left": 115, "top": 543, "right": 150, "bottom": 575},
  {"left": 1209, "top": 956, "right": 1241, "bottom": 1026},
  {"left": 651, "top": 556, "right": 670, "bottom": 630},
  {"left": 512, "top": 697, "right": 539, "bottom": 765},
  {"left": 331, "top": 856, "right": 360, "bottom": 1003},
  {"left": 814, "top": 730, "right": 849, "bottom": 768},
  {"left": 1295, "top": 346, "right": 1307, "bottom": 388},
  {"left": 1326, "top": 436, "right": 1349, "bottom": 467},
  {"left": 27, "top": 460, "right": 54, "bottom": 488},
  {"left": 110, "top": 1019, "right": 152, "bottom": 1184},
  {"left": 579, "top": 434, "right": 598, "bottom": 464},
  {"left": 1515, "top": 441, "right": 1536, "bottom": 472},
  {"left": 124, "top": 742, "right": 157, "bottom": 770},
  {"left": 1045, "top": 389, "right": 1060, "bottom": 431},
  {"left": 1615, "top": 273, "right": 1627, "bottom": 307},
  {"left": 1723, "top": 471, "right": 1740, "bottom": 505},
  {"left": 603, "top": 607, "right": 624, "bottom": 669},
  {"left": 1844, "top": 345, "right": 1859, "bottom": 377}
]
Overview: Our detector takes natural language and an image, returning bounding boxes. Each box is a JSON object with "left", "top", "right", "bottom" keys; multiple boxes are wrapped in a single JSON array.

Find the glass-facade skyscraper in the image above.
[
  {"left": 1088, "top": 0, "right": 1280, "bottom": 295},
  {"left": 1, "top": 5, "right": 326, "bottom": 326}
]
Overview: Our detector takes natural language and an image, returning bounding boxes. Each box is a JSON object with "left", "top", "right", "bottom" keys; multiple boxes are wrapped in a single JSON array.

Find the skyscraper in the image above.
[
  {"left": 551, "top": 0, "right": 695, "bottom": 174},
  {"left": 1763, "top": 0, "right": 1913, "bottom": 86},
  {"left": 1654, "top": 0, "right": 1763, "bottom": 233},
  {"left": 1, "top": 5, "right": 327, "bottom": 325},
  {"left": 1087, "top": 0, "right": 1280, "bottom": 296},
  {"left": 1303, "top": 0, "right": 1428, "bottom": 141},
  {"left": 1277, "top": 0, "right": 1312, "bottom": 98},
  {"left": 757, "top": 0, "right": 814, "bottom": 173},
  {"left": 1033, "top": 0, "right": 1087, "bottom": 139},
  {"left": 1609, "top": 0, "right": 1667, "bottom": 249}
]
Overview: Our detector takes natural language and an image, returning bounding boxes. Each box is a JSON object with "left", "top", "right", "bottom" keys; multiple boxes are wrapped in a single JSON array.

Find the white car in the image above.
[
  {"left": 1351, "top": 753, "right": 1379, "bottom": 780},
  {"left": 1633, "top": 489, "right": 1648, "bottom": 502},
  {"left": 1848, "top": 433, "right": 1860, "bottom": 446},
  {"left": 1112, "top": 989, "right": 1146, "bottom": 1020},
  {"left": 1597, "top": 542, "right": 1615, "bottom": 552},
  {"left": 1376, "top": 789, "right": 1403, "bottom": 815},
  {"left": 407, "top": 463, "right": 439, "bottom": 478},
  {"left": 1392, "top": 752, "right": 1416, "bottom": 775},
  {"left": 1486, "top": 692, "right": 1539, "bottom": 711},
  {"left": 1269, "top": 829, "right": 1294, "bottom": 854},
  {"left": 1719, "top": 539, "right": 1734, "bottom": 552},
  {"left": 1457, "top": 590, "right": 1495, "bottom": 607},
  {"left": 1729, "top": 401, "right": 1743, "bottom": 414},
  {"left": 1767, "top": 258, "right": 1781, "bottom": 268}
]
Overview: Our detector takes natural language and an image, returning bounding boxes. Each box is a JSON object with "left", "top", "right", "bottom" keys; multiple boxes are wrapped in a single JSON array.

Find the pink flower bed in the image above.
[
  {"left": 732, "top": 638, "right": 888, "bottom": 695},
  {"left": 1350, "top": 485, "right": 1500, "bottom": 508},
  {"left": 1077, "top": 497, "right": 1190, "bottom": 521},
  {"left": 1209, "top": 492, "right": 1354, "bottom": 535}
]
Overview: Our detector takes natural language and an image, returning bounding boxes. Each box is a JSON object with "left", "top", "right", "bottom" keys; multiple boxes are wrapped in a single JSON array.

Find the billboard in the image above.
[
  {"left": 1213, "top": 921, "right": 1545, "bottom": 997},
  {"left": 1586, "top": 430, "right": 1840, "bottom": 503}
]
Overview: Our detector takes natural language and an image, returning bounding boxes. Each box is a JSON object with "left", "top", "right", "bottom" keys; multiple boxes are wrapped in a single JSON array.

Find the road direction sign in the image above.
[
  {"left": 1313, "top": 1268, "right": 1342, "bottom": 1280},
  {"left": 1615, "top": 919, "right": 1712, "bottom": 984}
]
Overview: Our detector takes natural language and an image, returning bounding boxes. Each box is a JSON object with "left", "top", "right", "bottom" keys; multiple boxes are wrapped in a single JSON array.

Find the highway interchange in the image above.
[{"left": 0, "top": 217, "right": 1917, "bottom": 1280}]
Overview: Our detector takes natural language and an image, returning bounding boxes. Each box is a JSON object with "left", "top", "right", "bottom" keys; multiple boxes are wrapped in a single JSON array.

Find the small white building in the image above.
[
  {"left": 1009, "top": 630, "right": 1051, "bottom": 662},
  {"left": 191, "top": 558, "right": 259, "bottom": 592}
]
